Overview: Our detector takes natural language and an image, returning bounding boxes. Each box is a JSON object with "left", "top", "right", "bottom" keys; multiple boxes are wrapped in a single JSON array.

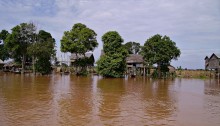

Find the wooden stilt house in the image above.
[
  {"left": 205, "top": 53, "right": 220, "bottom": 77},
  {"left": 126, "top": 54, "right": 145, "bottom": 76}
]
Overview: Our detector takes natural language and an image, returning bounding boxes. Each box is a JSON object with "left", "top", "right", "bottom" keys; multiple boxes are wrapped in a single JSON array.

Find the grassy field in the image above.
[{"left": 175, "top": 70, "right": 217, "bottom": 79}]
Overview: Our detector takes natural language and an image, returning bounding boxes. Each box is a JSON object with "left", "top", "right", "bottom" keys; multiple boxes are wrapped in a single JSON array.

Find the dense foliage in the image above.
[
  {"left": 5, "top": 23, "right": 37, "bottom": 73},
  {"left": 73, "top": 56, "right": 94, "bottom": 67},
  {"left": 35, "top": 57, "right": 52, "bottom": 75},
  {"left": 96, "top": 31, "right": 128, "bottom": 78},
  {"left": 141, "top": 34, "right": 180, "bottom": 77},
  {"left": 60, "top": 23, "right": 98, "bottom": 74},
  {"left": 1, "top": 22, "right": 182, "bottom": 78},
  {"left": 124, "top": 41, "right": 140, "bottom": 54},
  {"left": 2, "top": 23, "right": 55, "bottom": 74},
  {"left": 61, "top": 23, "right": 98, "bottom": 55},
  {"left": 0, "top": 30, "right": 10, "bottom": 61},
  {"left": 28, "top": 30, "right": 56, "bottom": 74}
]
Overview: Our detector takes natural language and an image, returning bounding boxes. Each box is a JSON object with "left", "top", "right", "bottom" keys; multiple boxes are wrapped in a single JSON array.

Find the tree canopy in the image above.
[
  {"left": 28, "top": 30, "right": 56, "bottom": 58},
  {"left": 3, "top": 23, "right": 55, "bottom": 74},
  {"left": 5, "top": 23, "right": 37, "bottom": 73},
  {"left": 28, "top": 30, "right": 56, "bottom": 74},
  {"left": 60, "top": 23, "right": 98, "bottom": 75},
  {"left": 124, "top": 41, "right": 140, "bottom": 54},
  {"left": 102, "top": 31, "right": 124, "bottom": 55},
  {"left": 0, "top": 30, "right": 9, "bottom": 43},
  {"left": 96, "top": 31, "right": 128, "bottom": 78},
  {"left": 61, "top": 23, "right": 98, "bottom": 55},
  {"left": 0, "top": 30, "right": 10, "bottom": 61},
  {"left": 141, "top": 34, "right": 180, "bottom": 76}
]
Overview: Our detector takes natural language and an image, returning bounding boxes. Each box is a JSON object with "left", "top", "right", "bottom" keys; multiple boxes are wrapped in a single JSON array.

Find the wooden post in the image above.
[
  {"left": 218, "top": 68, "right": 219, "bottom": 80},
  {"left": 218, "top": 73, "right": 219, "bottom": 80}
]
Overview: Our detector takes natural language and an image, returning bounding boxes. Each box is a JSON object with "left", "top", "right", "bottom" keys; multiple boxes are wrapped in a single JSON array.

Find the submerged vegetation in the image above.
[{"left": 96, "top": 31, "right": 128, "bottom": 77}]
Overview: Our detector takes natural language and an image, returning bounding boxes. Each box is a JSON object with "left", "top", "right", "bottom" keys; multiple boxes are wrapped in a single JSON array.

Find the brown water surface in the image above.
[{"left": 0, "top": 73, "right": 220, "bottom": 126}]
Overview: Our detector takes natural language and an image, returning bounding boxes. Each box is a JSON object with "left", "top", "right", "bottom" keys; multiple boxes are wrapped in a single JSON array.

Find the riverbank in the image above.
[
  {"left": 1, "top": 69, "right": 219, "bottom": 79},
  {"left": 176, "top": 69, "right": 218, "bottom": 79}
]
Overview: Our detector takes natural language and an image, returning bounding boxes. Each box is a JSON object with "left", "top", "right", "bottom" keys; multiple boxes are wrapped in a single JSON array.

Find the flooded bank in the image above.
[{"left": 0, "top": 73, "right": 220, "bottom": 126}]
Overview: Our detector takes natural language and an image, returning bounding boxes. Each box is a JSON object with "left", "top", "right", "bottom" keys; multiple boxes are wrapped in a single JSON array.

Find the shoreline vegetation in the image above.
[
  {"left": 55, "top": 65, "right": 217, "bottom": 79},
  {"left": 176, "top": 69, "right": 217, "bottom": 79},
  {"left": 1, "top": 22, "right": 219, "bottom": 79},
  {"left": 1, "top": 68, "right": 218, "bottom": 80}
]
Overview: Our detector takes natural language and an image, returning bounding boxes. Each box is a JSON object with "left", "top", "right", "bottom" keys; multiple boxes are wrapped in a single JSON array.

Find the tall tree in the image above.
[
  {"left": 28, "top": 30, "right": 56, "bottom": 74},
  {"left": 5, "top": 23, "right": 37, "bottom": 73},
  {"left": 0, "top": 30, "right": 10, "bottom": 61},
  {"left": 61, "top": 23, "right": 98, "bottom": 55},
  {"left": 124, "top": 41, "right": 140, "bottom": 54},
  {"left": 141, "top": 34, "right": 180, "bottom": 77},
  {"left": 96, "top": 31, "right": 128, "bottom": 78},
  {"left": 60, "top": 23, "right": 98, "bottom": 74}
]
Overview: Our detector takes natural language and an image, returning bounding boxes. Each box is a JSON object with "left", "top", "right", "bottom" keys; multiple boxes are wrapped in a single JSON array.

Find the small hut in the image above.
[
  {"left": 69, "top": 52, "right": 95, "bottom": 74},
  {"left": 168, "top": 65, "right": 176, "bottom": 73},
  {"left": 205, "top": 53, "right": 220, "bottom": 70},
  {"left": 3, "top": 61, "right": 21, "bottom": 72},
  {"left": 168, "top": 65, "right": 176, "bottom": 77},
  {"left": 126, "top": 54, "right": 145, "bottom": 76},
  {"left": 205, "top": 53, "right": 220, "bottom": 77},
  {"left": 70, "top": 52, "right": 95, "bottom": 66}
]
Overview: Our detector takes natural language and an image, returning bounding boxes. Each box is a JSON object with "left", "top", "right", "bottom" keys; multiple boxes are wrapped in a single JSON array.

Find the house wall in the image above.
[
  {"left": 208, "top": 56, "right": 220, "bottom": 69},
  {"left": 205, "top": 58, "right": 209, "bottom": 69}
]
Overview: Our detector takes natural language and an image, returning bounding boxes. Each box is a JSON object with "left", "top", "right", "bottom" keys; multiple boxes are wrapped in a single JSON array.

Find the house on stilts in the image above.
[
  {"left": 126, "top": 54, "right": 145, "bottom": 76},
  {"left": 205, "top": 53, "right": 220, "bottom": 78}
]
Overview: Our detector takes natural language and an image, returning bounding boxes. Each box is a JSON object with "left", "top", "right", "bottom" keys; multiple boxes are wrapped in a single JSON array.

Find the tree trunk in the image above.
[
  {"left": 82, "top": 53, "right": 87, "bottom": 74},
  {"left": 21, "top": 54, "right": 26, "bottom": 74},
  {"left": 32, "top": 56, "right": 36, "bottom": 75},
  {"left": 75, "top": 53, "right": 78, "bottom": 75},
  {"left": 157, "top": 64, "right": 161, "bottom": 78}
]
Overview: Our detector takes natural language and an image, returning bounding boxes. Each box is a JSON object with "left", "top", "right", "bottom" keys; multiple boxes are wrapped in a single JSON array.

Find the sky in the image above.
[{"left": 0, "top": 0, "right": 220, "bottom": 69}]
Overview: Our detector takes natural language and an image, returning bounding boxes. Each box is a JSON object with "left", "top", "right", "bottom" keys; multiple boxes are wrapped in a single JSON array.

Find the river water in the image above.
[{"left": 0, "top": 73, "right": 220, "bottom": 126}]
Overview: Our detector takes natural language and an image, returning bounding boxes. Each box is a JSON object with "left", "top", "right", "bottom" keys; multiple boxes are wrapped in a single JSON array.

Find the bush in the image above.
[
  {"left": 152, "top": 70, "right": 158, "bottom": 78},
  {"left": 35, "top": 57, "right": 52, "bottom": 74}
]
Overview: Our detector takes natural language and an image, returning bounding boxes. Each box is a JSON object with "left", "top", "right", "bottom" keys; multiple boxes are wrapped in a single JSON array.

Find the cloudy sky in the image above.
[{"left": 0, "top": 0, "right": 220, "bottom": 69}]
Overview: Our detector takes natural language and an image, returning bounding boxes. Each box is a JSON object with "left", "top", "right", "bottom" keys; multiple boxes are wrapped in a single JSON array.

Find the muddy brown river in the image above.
[{"left": 0, "top": 73, "right": 220, "bottom": 126}]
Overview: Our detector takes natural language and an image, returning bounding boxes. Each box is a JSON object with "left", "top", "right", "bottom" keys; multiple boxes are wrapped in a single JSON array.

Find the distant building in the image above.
[
  {"left": 100, "top": 50, "right": 178, "bottom": 76},
  {"left": 56, "top": 53, "right": 71, "bottom": 66},
  {"left": 101, "top": 50, "right": 145, "bottom": 67},
  {"left": 126, "top": 54, "right": 144, "bottom": 68},
  {"left": 168, "top": 65, "right": 176, "bottom": 73},
  {"left": 100, "top": 50, "right": 145, "bottom": 76},
  {"left": 205, "top": 53, "right": 220, "bottom": 70},
  {"left": 3, "top": 61, "right": 21, "bottom": 72},
  {"left": 126, "top": 54, "right": 145, "bottom": 76},
  {"left": 70, "top": 52, "right": 95, "bottom": 66}
]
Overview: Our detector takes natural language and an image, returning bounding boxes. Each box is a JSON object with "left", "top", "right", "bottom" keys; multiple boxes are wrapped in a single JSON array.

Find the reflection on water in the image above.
[
  {"left": 0, "top": 73, "right": 220, "bottom": 126},
  {"left": 204, "top": 79, "right": 220, "bottom": 96},
  {"left": 203, "top": 79, "right": 220, "bottom": 126},
  {"left": 97, "top": 78, "right": 126, "bottom": 125}
]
